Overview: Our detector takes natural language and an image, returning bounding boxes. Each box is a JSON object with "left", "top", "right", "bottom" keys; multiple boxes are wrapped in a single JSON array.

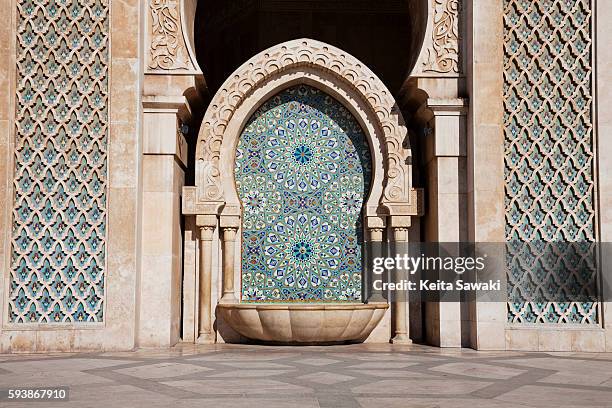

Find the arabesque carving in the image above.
[
  {"left": 423, "top": 0, "right": 460, "bottom": 74},
  {"left": 194, "top": 39, "right": 416, "bottom": 216},
  {"left": 148, "top": 0, "right": 192, "bottom": 71}
]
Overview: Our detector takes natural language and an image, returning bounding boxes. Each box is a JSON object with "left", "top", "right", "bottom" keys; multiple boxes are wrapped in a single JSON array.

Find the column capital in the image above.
[
  {"left": 142, "top": 96, "right": 190, "bottom": 166},
  {"left": 199, "top": 225, "right": 215, "bottom": 241},
  {"left": 426, "top": 98, "right": 468, "bottom": 116},
  {"left": 417, "top": 98, "right": 468, "bottom": 158},
  {"left": 142, "top": 95, "right": 193, "bottom": 122},
  {"left": 221, "top": 226, "right": 239, "bottom": 232},
  {"left": 368, "top": 227, "right": 385, "bottom": 242},
  {"left": 369, "top": 227, "right": 385, "bottom": 233},
  {"left": 392, "top": 227, "right": 409, "bottom": 243},
  {"left": 221, "top": 226, "right": 238, "bottom": 241}
]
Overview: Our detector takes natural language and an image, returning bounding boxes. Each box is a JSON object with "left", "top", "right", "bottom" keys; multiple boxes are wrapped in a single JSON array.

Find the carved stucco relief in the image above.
[
  {"left": 148, "top": 0, "right": 194, "bottom": 71},
  {"left": 191, "top": 39, "right": 420, "bottom": 217},
  {"left": 422, "top": 0, "right": 461, "bottom": 74}
]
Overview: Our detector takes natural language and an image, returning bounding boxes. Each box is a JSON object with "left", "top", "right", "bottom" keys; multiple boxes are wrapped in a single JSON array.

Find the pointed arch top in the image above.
[{"left": 188, "top": 38, "right": 422, "bottom": 218}]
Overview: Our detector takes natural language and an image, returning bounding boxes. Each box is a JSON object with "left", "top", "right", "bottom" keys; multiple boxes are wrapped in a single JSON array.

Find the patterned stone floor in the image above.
[{"left": 2, "top": 343, "right": 612, "bottom": 407}]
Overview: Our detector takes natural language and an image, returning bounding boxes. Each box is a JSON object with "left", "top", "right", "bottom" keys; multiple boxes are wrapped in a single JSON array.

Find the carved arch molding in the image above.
[{"left": 183, "top": 39, "right": 423, "bottom": 219}]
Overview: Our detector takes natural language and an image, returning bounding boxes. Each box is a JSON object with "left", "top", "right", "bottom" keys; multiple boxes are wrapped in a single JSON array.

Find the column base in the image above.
[
  {"left": 391, "top": 333, "right": 412, "bottom": 345},
  {"left": 219, "top": 294, "right": 237, "bottom": 304},
  {"left": 196, "top": 333, "right": 216, "bottom": 344}
]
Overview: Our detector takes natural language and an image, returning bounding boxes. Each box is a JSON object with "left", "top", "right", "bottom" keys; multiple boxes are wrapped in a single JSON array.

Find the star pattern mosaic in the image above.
[{"left": 236, "top": 85, "right": 371, "bottom": 301}]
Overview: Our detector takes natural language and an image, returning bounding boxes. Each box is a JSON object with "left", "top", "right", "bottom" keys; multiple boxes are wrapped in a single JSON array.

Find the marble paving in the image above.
[{"left": 1, "top": 343, "right": 612, "bottom": 407}]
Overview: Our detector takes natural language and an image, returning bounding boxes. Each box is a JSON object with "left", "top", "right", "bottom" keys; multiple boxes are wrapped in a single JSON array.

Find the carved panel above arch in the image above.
[
  {"left": 413, "top": 0, "right": 462, "bottom": 76},
  {"left": 147, "top": 0, "right": 199, "bottom": 73}
]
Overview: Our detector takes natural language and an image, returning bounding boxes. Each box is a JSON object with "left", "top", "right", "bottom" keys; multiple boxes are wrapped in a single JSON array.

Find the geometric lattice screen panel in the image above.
[
  {"left": 236, "top": 85, "right": 371, "bottom": 302},
  {"left": 8, "top": 0, "right": 109, "bottom": 323},
  {"left": 503, "top": 0, "right": 598, "bottom": 323}
]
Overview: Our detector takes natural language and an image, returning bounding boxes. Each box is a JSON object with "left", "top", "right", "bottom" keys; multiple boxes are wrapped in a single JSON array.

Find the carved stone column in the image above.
[
  {"left": 220, "top": 217, "right": 240, "bottom": 303},
  {"left": 367, "top": 224, "right": 386, "bottom": 303},
  {"left": 391, "top": 226, "right": 411, "bottom": 344},
  {"left": 196, "top": 216, "right": 216, "bottom": 343}
]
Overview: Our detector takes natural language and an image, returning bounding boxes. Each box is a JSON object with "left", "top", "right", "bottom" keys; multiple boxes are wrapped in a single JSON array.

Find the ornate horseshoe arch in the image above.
[{"left": 184, "top": 39, "right": 422, "bottom": 221}]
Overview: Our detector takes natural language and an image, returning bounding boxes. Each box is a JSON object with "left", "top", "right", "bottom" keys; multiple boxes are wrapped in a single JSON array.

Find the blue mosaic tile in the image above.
[{"left": 236, "top": 85, "right": 371, "bottom": 302}]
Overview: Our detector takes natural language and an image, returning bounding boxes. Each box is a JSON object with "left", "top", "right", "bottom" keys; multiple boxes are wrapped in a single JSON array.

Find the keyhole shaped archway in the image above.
[
  {"left": 236, "top": 84, "right": 372, "bottom": 302},
  {"left": 186, "top": 39, "right": 422, "bottom": 344}
]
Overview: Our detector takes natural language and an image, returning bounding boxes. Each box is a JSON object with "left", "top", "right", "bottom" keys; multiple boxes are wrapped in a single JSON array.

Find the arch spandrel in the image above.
[{"left": 187, "top": 39, "right": 422, "bottom": 219}]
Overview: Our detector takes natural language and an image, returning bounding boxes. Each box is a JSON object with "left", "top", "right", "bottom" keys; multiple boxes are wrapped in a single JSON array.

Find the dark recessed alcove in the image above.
[{"left": 194, "top": 0, "right": 427, "bottom": 97}]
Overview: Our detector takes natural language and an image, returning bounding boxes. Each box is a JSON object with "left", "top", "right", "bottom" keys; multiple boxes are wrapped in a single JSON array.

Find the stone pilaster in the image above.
[
  {"left": 138, "top": 97, "right": 191, "bottom": 347},
  {"left": 420, "top": 97, "right": 468, "bottom": 348}
]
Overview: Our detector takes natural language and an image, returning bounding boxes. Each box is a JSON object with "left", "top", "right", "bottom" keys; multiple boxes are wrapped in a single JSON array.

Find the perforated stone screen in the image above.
[
  {"left": 8, "top": 0, "right": 109, "bottom": 323},
  {"left": 503, "top": 0, "right": 598, "bottom": 323}
]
